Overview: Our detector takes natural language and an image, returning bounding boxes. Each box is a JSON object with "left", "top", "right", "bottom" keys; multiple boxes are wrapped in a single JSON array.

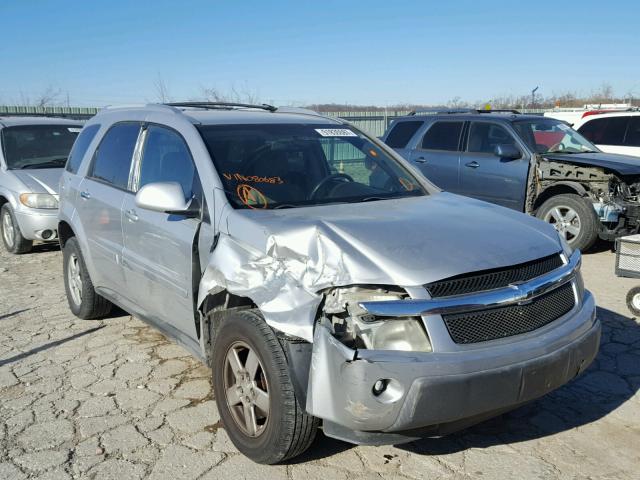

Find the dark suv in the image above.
[{"left": 382, "top": 109, "right": 640, "bottom": 251}]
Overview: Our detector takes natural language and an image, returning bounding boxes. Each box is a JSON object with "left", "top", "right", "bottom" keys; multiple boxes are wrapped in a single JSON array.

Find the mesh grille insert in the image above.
[
  {"left": 426, "top": 254, "right": 563, "bottom": 298},
  {"left": 442, "top": 282, "right": 575, "bottom": 344}
]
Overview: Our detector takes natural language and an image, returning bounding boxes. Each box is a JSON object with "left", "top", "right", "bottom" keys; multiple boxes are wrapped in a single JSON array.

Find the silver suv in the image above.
[
  {"left": 0, "top": 116, "right": 82, "bottom": 253},
  {"left": 59, "top": 102, "right": 600, "bottom": 464}
]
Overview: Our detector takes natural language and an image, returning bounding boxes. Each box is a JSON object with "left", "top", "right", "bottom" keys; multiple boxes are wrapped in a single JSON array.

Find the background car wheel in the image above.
[
  {"left": 1, "top": 204, "right": 33, "bottom": 254},
  {"left": 536, "top": 194, "right": 599, "bottom": 252},
  {"left": 63, "top": 237, "right": 113, "bottom": 319},
  {"left": 626, "top": 286, "right": 640, "bottom": 317},
  {"left": 212, "top": 309, "right": 318, "bottom": 464}
]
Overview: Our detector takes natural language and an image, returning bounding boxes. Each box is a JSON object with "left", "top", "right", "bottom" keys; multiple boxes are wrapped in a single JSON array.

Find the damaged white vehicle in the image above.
[{"left": 58, "top": 102, "right": 600, "bottom": 464}]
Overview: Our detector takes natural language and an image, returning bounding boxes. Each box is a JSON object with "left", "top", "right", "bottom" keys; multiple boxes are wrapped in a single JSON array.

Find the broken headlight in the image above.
[{"left": 322, "top": 286, "right": 432, "bottom": 352}]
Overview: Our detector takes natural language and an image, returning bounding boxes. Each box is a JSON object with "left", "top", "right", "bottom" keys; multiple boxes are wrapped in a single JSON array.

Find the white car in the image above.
[{"left": 573, "top": 111, "right": 640, "bottom": 157}]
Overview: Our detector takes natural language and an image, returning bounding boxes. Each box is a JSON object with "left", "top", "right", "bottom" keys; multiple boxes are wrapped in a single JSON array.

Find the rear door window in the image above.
[
  {"left": 421, "top": 122, "right": 463, "bottom": 151},
  {"left": 90, "top": 123, "right": 140, "bottom": 190},
  {"left": 385, "top": 121, "right": 423, "bottom": 148},
  {"left": 624, "top": 117, "right": 640, "bottom": 147},
  {"left": 577, "top": 117, "right": 629, "bottom": 145}
]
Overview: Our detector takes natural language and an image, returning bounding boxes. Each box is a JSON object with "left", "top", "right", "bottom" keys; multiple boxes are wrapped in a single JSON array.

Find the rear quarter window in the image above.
[
  {"left": 384, "top": 121, "right": 423, "bottom": 148},
  {"left": 66, "top": 124, "right": 101, "bottom": 174}
]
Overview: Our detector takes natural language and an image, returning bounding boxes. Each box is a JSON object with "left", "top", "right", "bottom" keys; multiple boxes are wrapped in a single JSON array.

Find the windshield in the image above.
[
  {"left": 197, "top": 124, "right": 426, "bottom": 209},
  {"left": 1, "top": 125, "right": 81, "bottom": 169},
  {"left": 513, "top": 119, "right": 598, "bottom": 154}
]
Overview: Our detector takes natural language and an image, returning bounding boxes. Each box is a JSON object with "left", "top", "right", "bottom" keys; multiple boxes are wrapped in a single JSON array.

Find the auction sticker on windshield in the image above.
[{"left": 315, "top": 129, "right": 358, "bottom": 137}]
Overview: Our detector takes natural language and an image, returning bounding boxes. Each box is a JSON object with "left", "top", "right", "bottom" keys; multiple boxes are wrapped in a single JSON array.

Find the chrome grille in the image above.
[
  {"left": 442, "top": 282, "right": 576, "bottom": 344},
  {"left": 426, "top": 254, "right": 564, "bottom": 298}
]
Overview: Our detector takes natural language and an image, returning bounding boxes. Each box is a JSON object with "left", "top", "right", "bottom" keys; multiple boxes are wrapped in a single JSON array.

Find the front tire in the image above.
[
  {"left": 1, "top": 204, "right": 33, "bottom": 254},
  {"left": 536, "top": 194, "right": 599, "bottom": 252},
  {"left": 212, "top": 310, "right": 318, "bottom": 464},
  {"left": 626, "top": 286, "right": 640, "bottom": 317},
  {"left": 63, "top": 237, "right": 112, "bottom": 319}
]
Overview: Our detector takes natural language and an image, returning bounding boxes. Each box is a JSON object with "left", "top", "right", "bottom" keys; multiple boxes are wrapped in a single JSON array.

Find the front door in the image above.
[
  {"left": 459, "top": 121, "right": 529, "bottom": 211},
  {"left": 121, "top": 125, "right": 202, "bottom": 340}
]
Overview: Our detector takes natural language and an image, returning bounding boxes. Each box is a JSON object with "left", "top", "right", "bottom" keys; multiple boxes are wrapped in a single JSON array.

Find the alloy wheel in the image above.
[
  {"left": 2, "top": 211, "right": 15, "bottom": 248},
  {"left": 223, "top": 341, "right": 270, "bottom": 437},
  {"left": 67, "top": 253, "right": 83, "bottom": 306},
  {"left": 544, "top": 206, "right": 581, "bottom": 243}
]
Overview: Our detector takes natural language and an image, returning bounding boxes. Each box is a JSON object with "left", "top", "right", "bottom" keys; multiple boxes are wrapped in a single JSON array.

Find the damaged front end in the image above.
[
  {"left": 535, "top": 159, "right": 640, "bottom": 239},
  {"left": 304, "top": 252, "right": 600, "bottom": 445}
]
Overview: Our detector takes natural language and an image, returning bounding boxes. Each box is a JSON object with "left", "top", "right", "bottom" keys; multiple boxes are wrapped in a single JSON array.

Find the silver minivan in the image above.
[
  {"left": 0, "top": 116, "right": 82, "bottom": 253},
  {"left": 58, "top": 103, "right": 600, "bottom": 464}
]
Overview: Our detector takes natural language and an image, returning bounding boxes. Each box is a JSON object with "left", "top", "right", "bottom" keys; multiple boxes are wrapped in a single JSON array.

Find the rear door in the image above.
[
  {"left": 407, "top": 120, "right": 464, "bottom": 192},
  {"left": 74, "top": 122, "right": 141, "bottom": 293},
  {"left": 459, "top": 121, "right": 529, "bottom": 211},
  {"left": 121, "top": 124, "right": 202, "bottom": 340}
]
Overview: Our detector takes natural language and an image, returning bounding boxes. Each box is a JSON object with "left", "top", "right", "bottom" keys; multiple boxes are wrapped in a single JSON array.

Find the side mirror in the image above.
[
  {"left": 135, "top": 182, "right": 198, "bottom": 217},
  {"left": 494, "top": 144, "right": 522, "bottom": 160}
]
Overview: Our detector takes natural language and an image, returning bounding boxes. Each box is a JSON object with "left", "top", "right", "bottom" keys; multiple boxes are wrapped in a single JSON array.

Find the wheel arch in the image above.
[
  {"left": 200, "top": 290, "right": 257, "bottom": 367},
  {"left": 57, "top": 220, "right": 75, "bottom": 248},
  {"left": 533, "top": 182, "right": 589, "bottom": 212}
]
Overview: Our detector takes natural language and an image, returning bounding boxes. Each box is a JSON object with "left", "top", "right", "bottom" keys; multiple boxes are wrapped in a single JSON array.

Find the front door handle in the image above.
[
  {"left": 414, "top": 157, "right": 427, "bottom": 163},
  {"left": 80, "top": 191, "right": 91, "bottom": 199},
  {"left": 465, "top": 161, "right": 480, "bottom": 169},
  {"left": 125, "top": 209, "right": 139, "bottom": 222}
]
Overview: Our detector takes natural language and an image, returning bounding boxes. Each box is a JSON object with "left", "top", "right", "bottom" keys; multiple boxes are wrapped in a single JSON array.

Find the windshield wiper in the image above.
[
  {"left": 20, "top": 158, "right": 67, "bottom": 169},
  {"left": 273, "top": 204, "right": 297, "bottom": 209}
]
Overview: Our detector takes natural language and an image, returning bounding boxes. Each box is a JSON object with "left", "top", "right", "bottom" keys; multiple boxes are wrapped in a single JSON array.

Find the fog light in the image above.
[
  {"left": 41, "top": 230, "right": 53, "bottom": 240},
  {"left": 372, "top": 379, "right": 388, "bottom": 396}
]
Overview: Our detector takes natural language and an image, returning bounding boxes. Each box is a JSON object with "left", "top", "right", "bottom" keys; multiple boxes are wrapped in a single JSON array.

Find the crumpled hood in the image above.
[
  {"left": 11, "top": 169, "right": 62, "bottom": 195},
  {"left": 543, "top": 152, "right": 640, "bottom": 177},
  {"left": 199, "top": 192, "right": 562, "bottom": 341}
]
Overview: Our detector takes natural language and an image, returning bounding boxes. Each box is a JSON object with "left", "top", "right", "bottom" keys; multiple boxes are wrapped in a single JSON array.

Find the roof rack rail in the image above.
[
  {"left": 165, "top": 102, "right": 277, "bottom": 112},
  {"left": 407, "top": 108, "right": 521, "bottom": 116},
  {"left": 408, "top": 108, "right": 476, "bottom": 116}
]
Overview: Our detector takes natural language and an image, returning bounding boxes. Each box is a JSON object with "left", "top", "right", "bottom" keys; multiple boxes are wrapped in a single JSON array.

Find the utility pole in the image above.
[{"left": 531, "top": 86, "right": 539, "bottom": 109}]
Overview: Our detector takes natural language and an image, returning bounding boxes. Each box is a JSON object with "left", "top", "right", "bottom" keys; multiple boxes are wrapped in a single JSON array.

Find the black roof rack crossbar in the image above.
[
  {"left": 166, "top": 102, "right": 277, "bottom": 112},
  {"left": 477, "top": 109, "right": 521, "bottom": 114},
  {"left": 408, "top": 108, "right": 521, "bottom": 116}
]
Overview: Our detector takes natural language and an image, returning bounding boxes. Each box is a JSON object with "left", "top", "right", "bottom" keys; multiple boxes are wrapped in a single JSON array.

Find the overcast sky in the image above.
[{"left": 2, "top": 0, "right": 639, "bottom": 107}]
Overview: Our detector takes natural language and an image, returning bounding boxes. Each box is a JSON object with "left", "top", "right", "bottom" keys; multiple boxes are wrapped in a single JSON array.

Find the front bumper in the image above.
[
  {"left": 14, "top": 209, "right": 58, "bottom": 241},
  {"left": 307, "top": 289, "right": 599, "bottom": 445}
]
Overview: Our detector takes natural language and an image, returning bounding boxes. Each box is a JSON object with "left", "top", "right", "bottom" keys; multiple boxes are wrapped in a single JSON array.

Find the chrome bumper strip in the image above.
[{"left": 359, "top": 251, "right": 580, "bottom": 317}]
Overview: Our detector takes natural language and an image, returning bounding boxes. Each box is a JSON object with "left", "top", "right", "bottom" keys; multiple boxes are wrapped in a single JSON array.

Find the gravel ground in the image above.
[{"left": 0, "top": 243, "right": 638, "bottom": 479}]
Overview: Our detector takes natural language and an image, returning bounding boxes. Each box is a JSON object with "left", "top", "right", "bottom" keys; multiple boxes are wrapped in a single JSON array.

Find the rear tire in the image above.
[
  {"left": 63, "top": 237, "right": 112, "bottom": 319},
  {"left": 536, "top": 194, "right": 599, "bottom": 252},
  {"left": 1, "top": 204, "right": 33, "bottom": 254},
  {"left": 212, "top": 309, "right": 318, "bottom": 464}
]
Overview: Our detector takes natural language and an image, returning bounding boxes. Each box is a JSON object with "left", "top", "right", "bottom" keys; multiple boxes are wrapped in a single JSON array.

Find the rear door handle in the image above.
[
  {"left": 80, "top": 190, "right": 91, "bottom": 199},
  {"left": 414, "top": 157, "right": 427, "bottom": 163},
  {"left": 465, "top": 161, "right": 480, "bottom": 168},
  {"left": 125, "top": 209, "right": 139, "bottom": 222}
]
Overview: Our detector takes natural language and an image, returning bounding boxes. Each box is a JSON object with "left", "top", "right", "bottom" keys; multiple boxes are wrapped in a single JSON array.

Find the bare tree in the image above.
[
  {"left": 199, "top": 82, "right": 260, "bottom": 104},
  {"left": 34, "top": 86, "right": 63, "bottom": 108},
  {"left": 153, "top": 73, "right": 171, "bottom": 103}
]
